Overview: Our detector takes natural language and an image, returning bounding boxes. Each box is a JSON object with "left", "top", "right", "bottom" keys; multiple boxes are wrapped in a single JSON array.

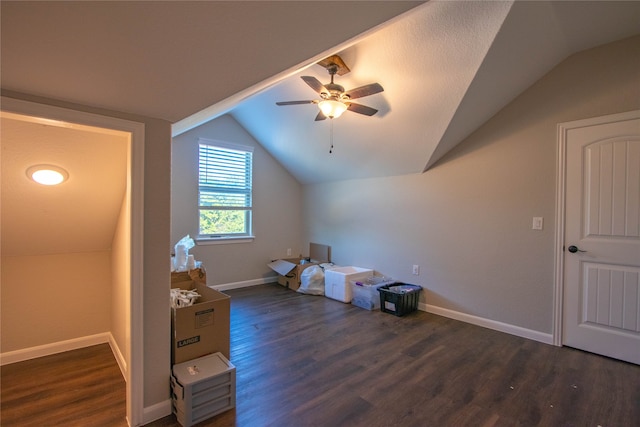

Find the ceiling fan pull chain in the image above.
[{"left": 329, "top": 119, "right": 334, "bottom": 153}]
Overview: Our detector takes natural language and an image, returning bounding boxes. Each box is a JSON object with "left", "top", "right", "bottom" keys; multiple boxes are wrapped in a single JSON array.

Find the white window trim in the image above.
[
  {"left": 197, "top": 138, "right": 254, "bottom": 242},
  {"left": 196, "top": 235, "right": 255, "bottom": 245}
]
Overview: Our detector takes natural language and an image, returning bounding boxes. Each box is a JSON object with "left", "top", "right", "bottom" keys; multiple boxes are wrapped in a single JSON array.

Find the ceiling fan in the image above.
[{"left": 276, "top": 55, "right": 384, "bottom": 121}]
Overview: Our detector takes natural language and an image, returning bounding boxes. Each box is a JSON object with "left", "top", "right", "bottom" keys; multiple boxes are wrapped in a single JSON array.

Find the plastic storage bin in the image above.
[
  {"left": 324, "top": 266, "right": 373, "bottom": 303},
  {"left": 378, "top": 283, "right": 422, "bottom": 316},
  {"left": 171, "top": 352, "right": 236, "bottom": 427},
  {"left": 351, "top": 276, "right": 395, "bottom": 310}
]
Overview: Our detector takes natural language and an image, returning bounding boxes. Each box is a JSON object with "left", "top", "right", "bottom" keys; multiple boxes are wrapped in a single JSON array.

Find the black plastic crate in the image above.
[{"left": 378, "top": 283, "right": 422, "bottom": 316}]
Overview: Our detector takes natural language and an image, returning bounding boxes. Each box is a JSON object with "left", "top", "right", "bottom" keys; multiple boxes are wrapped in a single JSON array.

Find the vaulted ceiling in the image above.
[
  {"left": 1, "top": 1, "right": 422, "bottom": 121},
  {"left": 1, "top": 111, "right": 129, "bottom": 257},
  {"left": 2, "top": 1, "right": 640, "bottom": 187},
  {"left": 224, "top": 1, "right": 640, "bottom": 183},
  {"left": 1, "top": 1, "right": 425, "bottom": 255}
]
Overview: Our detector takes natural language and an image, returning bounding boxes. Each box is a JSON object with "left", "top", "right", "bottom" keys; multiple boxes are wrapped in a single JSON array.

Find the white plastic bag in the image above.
[
  {"left": 298, "top": 265, "right": 325, "bottom": 295},
  {"left": 174, "top": 235, "right": 195, "bottom": 272},
  {"left": 170, "top": 288, "right": 201, "bottom": 309}
]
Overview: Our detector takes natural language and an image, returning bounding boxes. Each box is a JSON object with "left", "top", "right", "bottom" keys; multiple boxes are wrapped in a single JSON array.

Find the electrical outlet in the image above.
[
  {"left": 412, "top": 265, "right": 420, "bottom": 275},
  {"left": 286, "top": 248, "right": 292, "bottom": 256}
]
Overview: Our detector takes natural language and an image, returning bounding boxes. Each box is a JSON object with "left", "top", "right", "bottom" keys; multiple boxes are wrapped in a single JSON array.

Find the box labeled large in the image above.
[
  {"left": 171, "top": 273, "right": 230, "bottom": 364},
  {"left": 171, "top": 352, "right": 236, "bottom": 427},
  {"left": 267, "top": 243, "right": 331, "bottom": 290},
  {"left": 324, "top": 266, "right": 373, "bottom": 303}
]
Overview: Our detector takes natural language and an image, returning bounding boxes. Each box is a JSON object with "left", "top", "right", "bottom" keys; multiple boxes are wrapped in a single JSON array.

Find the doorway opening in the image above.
[{"left": 0, "top": 96, "right": 144, "bottom": 426}]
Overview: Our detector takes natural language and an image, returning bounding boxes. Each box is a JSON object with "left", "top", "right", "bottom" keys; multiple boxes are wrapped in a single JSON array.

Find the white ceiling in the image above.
[
  {"left": 0, "top": 0, "right": 422, "bottom": 122},
  {"left": 1, "top": 113, "right": 128, "bottom": 257},
  {"left": 227, "top": 0, "right": 640, "bottom": 183},
  {"left": 2, "top": 1, "right": 639, "bottom": 185},
  {"left": 1, "top": 1, "right": 639, "bottom": 256},
  {"left": 0, "top": 0, "right": 422, "bottom": 256}
]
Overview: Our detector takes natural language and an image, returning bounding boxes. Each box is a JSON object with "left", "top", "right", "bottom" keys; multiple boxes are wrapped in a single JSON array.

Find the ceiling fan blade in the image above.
[
  {"left": 347, "top": 102, "right": 378, "bottom": 116},
  {"left": 345, "top": 83, "right": 384, "bottom": 100},
  {"left": 301, "top": 76, "right": 327, "bottom": 95},
  {"left": 314, "top": 111, "right": 327, "bottom": 121},
  {"left": 276, "top": 100, "right": 316, "bottom": 106}
]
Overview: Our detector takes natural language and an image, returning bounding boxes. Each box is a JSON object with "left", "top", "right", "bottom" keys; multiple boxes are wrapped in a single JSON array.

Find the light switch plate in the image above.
[{"left": 532, "top": 217, "right": 543, "bottom": 230}]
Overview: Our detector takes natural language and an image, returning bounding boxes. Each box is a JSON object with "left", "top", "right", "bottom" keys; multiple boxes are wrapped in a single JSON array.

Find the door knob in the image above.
[{"left": 567, "top": 245, "right": 587, "bottom": 253}]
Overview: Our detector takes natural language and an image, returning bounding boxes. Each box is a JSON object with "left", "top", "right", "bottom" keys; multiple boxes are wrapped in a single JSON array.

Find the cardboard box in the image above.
[
  {"left": 171, "top": 268, "right": 207, "bottom": 287},
  {"left": 267, "top": 243, "right": 331, "bottom": 290},
  {"left": 171, "top": 269, "right": 230, "bottom": 364},
  {"left": 269, "top": 258, "right": 318, "bottom": 290}
]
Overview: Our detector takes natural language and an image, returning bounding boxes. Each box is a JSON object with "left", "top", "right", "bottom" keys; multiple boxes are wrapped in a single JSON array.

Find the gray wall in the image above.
[
  {"left": 303, "top": 35, "right": 640, "bottom": 334},
  {"left": 172, "top": 115, "right": 303, "bottom": 286}
]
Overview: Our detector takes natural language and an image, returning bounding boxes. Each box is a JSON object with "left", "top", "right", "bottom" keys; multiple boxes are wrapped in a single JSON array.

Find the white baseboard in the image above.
[
  {"left": 420, "top": 303, "right": 553, "bottom": 345},
  {"left": 210, "top": 276, "right": 277, "bottom": 291},
  {"left": 108, "top": 334, "right": 127, "bottom": 379},
  {"left": 143, "top": 399, "right": 172, "bottom": 425},
  {"left": 209, "top": 279, "right": 554, "bottom": 345},
  {"left": 0, "top": 332, "right": 112, "bottom": 366}
]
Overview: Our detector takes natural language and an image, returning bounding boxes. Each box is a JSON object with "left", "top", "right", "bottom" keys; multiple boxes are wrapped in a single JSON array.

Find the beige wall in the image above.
[
  {"left": 171, "top": 114, "right": 303, "bottom": 285},
  {"left": 1, "top": 251, "right": 112, "bottom": 351},
  {"left": 303, "top": 35, "right": 640, "bottom": 334},
  {"left": 111, "top": 190, "right": 130, "bottom": 367},
  {"left": 0, "top": 91, "right": 173, "bottom": 410},
  {"left": 135, "top": 114, "right": 172, "bottom": 409}
]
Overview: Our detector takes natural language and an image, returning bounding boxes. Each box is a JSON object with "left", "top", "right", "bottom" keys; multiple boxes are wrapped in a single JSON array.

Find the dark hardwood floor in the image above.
[
  {"left": 1, "top": 343, "right": 127, "bottom": 426},
  {"left": 3, "top": 283, "right": 639, "bottom": 426}
]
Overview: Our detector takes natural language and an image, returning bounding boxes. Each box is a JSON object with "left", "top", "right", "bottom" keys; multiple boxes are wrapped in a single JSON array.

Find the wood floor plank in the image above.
[
  {"left": 0, "top": 343, "right": 127, "bottom": 427},
  {"left": 198, "top": 284, "right": 640, "bottom": 427},
  {"left": 3, "top": 284, "right": 638, "bottom": 426}
]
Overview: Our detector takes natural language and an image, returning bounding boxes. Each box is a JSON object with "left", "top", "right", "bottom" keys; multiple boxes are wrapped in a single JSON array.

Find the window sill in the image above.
[{"left": 196, "top": 236, "right": 255, "bottom": 245}]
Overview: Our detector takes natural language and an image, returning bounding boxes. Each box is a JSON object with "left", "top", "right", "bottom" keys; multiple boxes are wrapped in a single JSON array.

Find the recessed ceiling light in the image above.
[{"left": 26, "top": 164, "right": 69, "bottom": 186}]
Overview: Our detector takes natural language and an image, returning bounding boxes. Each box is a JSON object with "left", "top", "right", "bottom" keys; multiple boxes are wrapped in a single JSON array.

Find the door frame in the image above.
[
  {"left": 1, "top": 96, "right": 145, "bottom": 426},
  {"left": 552, "top": 109, "right": 640, "bottom": 347}
]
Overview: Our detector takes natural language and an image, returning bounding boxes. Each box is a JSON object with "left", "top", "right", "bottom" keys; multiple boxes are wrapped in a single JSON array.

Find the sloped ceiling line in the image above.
[
  {"left": 171, "top": 1, "right": 430, "bottom": 138},
  {"left": 2, "top": 1, "right": 639, "bottom": 186},
  {"left": 231, "top": 0, "right": 515, "bottom": 184}
]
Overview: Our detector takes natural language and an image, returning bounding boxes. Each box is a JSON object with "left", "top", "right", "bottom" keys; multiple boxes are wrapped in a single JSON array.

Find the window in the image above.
[{"left": 198, "top": 138, "right": 253, "bottom": 241}]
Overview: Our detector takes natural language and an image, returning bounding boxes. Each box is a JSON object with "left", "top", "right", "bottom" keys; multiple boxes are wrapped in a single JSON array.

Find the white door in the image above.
[{"left": 561, "top": 111, "right": 640, "bottom": 365}]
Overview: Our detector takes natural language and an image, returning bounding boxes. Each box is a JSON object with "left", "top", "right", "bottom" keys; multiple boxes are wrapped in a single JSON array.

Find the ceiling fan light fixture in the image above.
[
  {"left": 318, "top": 99, "right": 347, "bottom": 119},
  {"left": 275, "top": 55, "right": 383, "bottom": 121},
  {"left": 27, "top": 164, "right": 69, "bottom": 186}
]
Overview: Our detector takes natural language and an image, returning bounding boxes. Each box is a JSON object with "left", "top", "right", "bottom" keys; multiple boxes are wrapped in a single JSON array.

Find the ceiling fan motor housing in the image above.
[{"left": 322, "top": 83, "right": 347, "bottom": 100}]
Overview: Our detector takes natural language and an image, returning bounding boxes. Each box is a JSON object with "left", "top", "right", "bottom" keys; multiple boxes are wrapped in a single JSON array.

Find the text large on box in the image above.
[{"left": 171, "top": 281, "right": 230, "bottom": 364}]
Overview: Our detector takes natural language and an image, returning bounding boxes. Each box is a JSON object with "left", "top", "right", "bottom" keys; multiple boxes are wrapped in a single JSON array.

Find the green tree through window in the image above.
[{"left": 198, "top": 139, "right": 253, "bottom": 238}]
